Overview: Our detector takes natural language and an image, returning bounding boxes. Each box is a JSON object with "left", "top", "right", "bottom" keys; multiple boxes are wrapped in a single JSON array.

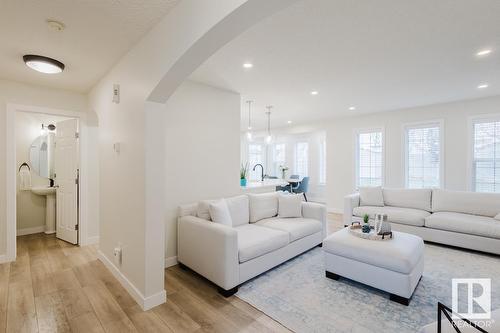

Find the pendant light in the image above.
[
  {"left": 246, "top": 100, "right": 253, "bottom": 141},
  {"left": 265, "top": 106, "right": 273, "bottom": 144}
]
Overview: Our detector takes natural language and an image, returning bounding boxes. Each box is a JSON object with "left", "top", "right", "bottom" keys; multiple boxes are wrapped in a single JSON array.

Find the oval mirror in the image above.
[{"left": 29, "top": 133, "right": 55, "bottom": 179}]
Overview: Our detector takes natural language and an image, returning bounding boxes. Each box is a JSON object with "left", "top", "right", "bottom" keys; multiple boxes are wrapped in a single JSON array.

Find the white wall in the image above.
[
  {"left": 164, "top": 81, "right": 241, "bottom": 260},
  {"left": 326, "top": 95, "right": 500, "bottom": 211},
  {"left": 0, "top": 79, "right": 94, "bottom": 256}
]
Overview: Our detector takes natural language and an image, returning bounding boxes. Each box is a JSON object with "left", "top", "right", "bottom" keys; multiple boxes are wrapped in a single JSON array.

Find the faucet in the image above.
[{"left": 253, "top": 164, "right": 264, "bottom": 181}]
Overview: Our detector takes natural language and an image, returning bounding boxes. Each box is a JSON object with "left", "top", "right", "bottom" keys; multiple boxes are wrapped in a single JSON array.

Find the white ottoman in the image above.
[{"left": 323, "top": 228, "right": 424, "bottom": 305}]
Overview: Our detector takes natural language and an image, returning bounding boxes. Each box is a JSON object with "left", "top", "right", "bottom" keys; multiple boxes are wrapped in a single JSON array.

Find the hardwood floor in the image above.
[{"left": 1, "top": 214, "right": 342, "bottom": 332}]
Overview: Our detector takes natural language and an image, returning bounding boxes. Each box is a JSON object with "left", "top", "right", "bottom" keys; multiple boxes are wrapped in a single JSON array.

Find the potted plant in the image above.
[
  {"left": 279, "top": 165, "right": 289, "bottom": 179},
  {"left": 362, "top": 214, "right": 371, "bottom": 233},
  {"left": 240, "top": 163, "right": 249, "bottom": 186}
]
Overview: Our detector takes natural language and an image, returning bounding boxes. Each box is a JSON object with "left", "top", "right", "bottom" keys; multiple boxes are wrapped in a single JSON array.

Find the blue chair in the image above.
[
  {"left": 277, "top": 174, "right": 300, "bottom": 192},
  {"left": 293, "top": 176, "right": 310, "bottom": 201}
]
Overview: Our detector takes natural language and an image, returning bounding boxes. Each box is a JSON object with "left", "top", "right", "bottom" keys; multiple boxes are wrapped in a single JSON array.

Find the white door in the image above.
[{"left": 55, "top": 119, "right": 79, "bottom": 244}]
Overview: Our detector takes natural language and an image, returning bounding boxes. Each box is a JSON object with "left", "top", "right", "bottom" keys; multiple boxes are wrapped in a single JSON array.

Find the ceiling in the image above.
[
  {"left": 189, "top": 0, "right": 500, "bottom": 130},
  {"left": 0, "top": 0, "right": 179, "bottom": 93}
]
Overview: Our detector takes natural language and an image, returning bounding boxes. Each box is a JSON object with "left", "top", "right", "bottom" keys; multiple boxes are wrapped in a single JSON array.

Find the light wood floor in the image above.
[{"left": 0, "top": 214, "right": 342, "bottom": 333}]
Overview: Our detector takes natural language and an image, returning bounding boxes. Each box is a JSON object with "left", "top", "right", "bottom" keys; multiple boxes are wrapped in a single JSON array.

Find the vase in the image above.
[
  {"left": 362, "top": 224, "right": 371, "bottom": 233},
  {"left": 281, "top": 170, "right": 286, "bottom": 179},
  {"left": 240, "top": 178, "right": 247, "bottom": 187}
]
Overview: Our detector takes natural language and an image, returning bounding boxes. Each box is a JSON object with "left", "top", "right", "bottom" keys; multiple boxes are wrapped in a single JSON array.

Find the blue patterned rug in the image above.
[{"left": 236, "top": 244, "right": 500, "bottom": 333}]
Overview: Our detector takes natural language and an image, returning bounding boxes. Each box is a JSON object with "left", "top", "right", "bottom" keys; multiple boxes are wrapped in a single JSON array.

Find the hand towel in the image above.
[{"left": 19, "top": 168, "right": 32, "bottom": 191}]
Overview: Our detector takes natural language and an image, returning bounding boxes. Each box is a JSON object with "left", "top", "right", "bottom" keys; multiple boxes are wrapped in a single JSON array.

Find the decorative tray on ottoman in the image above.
[{"left": 348, "top": 222, "right": 393, "bottom": 241}]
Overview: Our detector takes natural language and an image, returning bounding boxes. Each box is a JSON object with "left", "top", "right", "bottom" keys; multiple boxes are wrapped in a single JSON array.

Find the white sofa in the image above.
[
  {"left": 177, "top": 193, "right": 327, "bottom": 296},
  {"left": 344, "top": 188, "right": 500, "bottom": 255}
]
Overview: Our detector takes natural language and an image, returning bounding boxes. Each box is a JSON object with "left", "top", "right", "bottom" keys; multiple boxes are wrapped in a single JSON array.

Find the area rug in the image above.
[{"left": 236, "top": 244, "right": 500, "bottom": 333}]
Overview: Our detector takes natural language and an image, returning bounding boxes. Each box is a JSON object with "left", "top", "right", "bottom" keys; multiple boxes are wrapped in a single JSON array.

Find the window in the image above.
[
  {"left": 271, "top": 143, "right": 286, "bottom": 177},
  {"left": 319, "top": 140, "right": 326, "bottom": 184},
  {"left": 405, "top": 123, "right": 442, "bottom": 188},
  {"left": 472, "top": 118, "right": 500, "bottom": 192},
  {"left": 294, "top": 142, "right": 309, "bottom": 177},
  {"left": 248, "top": 143, "right": 264, "bottom": 180},
  {"left": 356, "top": 130, "right": 383, "bottom": 187}
]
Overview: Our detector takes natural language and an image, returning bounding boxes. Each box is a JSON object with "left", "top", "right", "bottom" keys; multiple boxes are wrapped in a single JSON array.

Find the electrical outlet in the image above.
[
  {"left": 113, "top": 84, "right": 120, "bottom": 104},
  {"left": 113, "top": 246, "right": 122, "bottom": 265}
]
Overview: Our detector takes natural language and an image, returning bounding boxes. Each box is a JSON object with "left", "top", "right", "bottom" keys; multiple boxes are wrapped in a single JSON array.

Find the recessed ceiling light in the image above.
[
  {"left": 310, "top": 91, "right": 319, "bottom": 95},
  {"left": 476, "top": 49, "right": 492, "bottom": 56},
  {"left": 287, "top": 120, "right": 292, "bottom": 124},
  {"left": 243, "top": 63, "right": 253, "bottom": 69},
  {"left": 349, "top": 106, "right": 356, "bottom": 111},
  {"left": 477, "top": 84, "right": 489, "bottom": 89},
  {"left": 23, "top": 55, "right": 65, "bottom": 74}
]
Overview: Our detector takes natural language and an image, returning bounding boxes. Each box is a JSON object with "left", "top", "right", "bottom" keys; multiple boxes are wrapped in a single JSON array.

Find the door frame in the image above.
[{"left": 5, "top": 103, "right": 91, "bottom": 262}]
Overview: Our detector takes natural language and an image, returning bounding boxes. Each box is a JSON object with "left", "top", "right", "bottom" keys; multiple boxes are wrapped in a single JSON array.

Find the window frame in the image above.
[
  {"left": 354, "top": 127, "right": 385, "bottom": 189},
  {"left": 294, "top": 141, "right": 309, "bottom": 177},
  {"left": 318, "top": 139, "right": 327, "bottom": 185},
  {"left": 403, "top": 120, "right": 444, "bottom": 189},
  {"left": 468, "top": 114, "right": 500, "bottom": 192},
  {"left": 247, "top": 142, "right": 265, "bottom": 181},
  {"left": 271, "top": 142, "right": 286, "bottom": 178}
]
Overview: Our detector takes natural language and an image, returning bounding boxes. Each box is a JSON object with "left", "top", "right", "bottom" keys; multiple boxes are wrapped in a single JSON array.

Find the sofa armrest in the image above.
[
  {"left": 177, "top": 216, "right": 239, "bottom": 290},
  {"left": 344, "top": 193, "right": 360, "bottom": 226},
  {"left": 302, "top": 202, "right": 328, "bottom": 239}
]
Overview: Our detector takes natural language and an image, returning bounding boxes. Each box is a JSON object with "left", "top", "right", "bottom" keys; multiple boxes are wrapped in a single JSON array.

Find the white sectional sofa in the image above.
[
  {"left": 344, "top": 187, "right": 500, "bottom": 255},
  {"left": 177, "top": 192, "right": 327, "bottom": 296}
]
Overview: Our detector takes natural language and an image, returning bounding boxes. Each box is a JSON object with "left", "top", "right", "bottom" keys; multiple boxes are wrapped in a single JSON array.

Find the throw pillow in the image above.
[
  {"left": 278, "top": 193, "right": 303, "bottom": 218},
  {"left": 225, "top": 195, "right": 250, "bottom": 226},
  {"left": 208, "top": 200, "right": 232, "bottom": 226},
  {"left": 359, "top": 186, "right": 384, "bottom": 207},
  {"left": 495, "top": 213, "right": 500, "bottom": 221},
  {"left": 248, "top": 192, "right": 279, "bottom": 223},
  {"left": 196, "top": 200, "right": 215, "bottom": 220}
]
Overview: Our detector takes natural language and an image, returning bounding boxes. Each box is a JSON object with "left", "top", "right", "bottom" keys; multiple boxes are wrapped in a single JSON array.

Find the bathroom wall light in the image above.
[{"left": 23, "top": 55, "right": 65, "bottom": 74}]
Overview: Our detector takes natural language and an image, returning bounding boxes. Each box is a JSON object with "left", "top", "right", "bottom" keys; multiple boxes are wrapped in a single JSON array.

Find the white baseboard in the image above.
[
  {"left": 97, "top": 250, "right": 166, "bottom": 311},
  {"left": 86, "top": 236, "right": 100, "bottom": 245},
  {"left": 328, "top": 207, "right": 343, "bottom": 214},
  {"left": 164, "top": 256, "right": 178, "bottom": 268},
  {"left": 17, "top": 226, "right": 45, "bottom": 236}
]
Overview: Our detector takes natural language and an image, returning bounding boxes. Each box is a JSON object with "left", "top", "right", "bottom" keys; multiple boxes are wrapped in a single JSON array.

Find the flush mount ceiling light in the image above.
[
  {"left": 477, "top": 83, "right": 489, "bottom": 89},
  {"left": 349, "top": 106, "right": 356, "bottom": 111},
  {"left": 287, "top": 120, "right": 292, "bottom": 124},
  {"left": 310, "top": 91, "right": 319, "bottom": 95},
  {"left": 476, "top": 49, "right": 492, "bottom": 57},
  {"left": 23, "top": 55, "right": 65, "bottom": 74},
  {"left": 243, "top": 62, "right": 253, "bottom": 69}
]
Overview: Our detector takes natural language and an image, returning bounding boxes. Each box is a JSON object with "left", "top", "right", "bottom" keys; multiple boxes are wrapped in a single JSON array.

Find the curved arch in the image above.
[{"left": 147, "top": 0, "right": 298, "bottom": 103}]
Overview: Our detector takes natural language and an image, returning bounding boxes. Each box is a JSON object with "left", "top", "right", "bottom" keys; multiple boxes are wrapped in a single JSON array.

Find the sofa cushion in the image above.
[
  {"left": 425, "top": 212, "right": 500, "bottom": 239},
  {"left": 225, "top": 195, "right": 249, "bottom": 227},
  {"left": 359, "top": 186, "right": 384, "bottom": 207},
  {"left": 256, "top": 217, "right": 322, "bottom": 242},
  {"left": 196, "top": 200, "right": 216, "bottom": 220},
  {"left": 278, "top": 193, "right": 302, "bottom": 218},
  {"left": 432, "top": 189, "right": 500, "bottom": 217},
  {"left": 383, "top": 188, "right": 432, "bottom": 212},
  {"left": 248, "top": 192, "right": 279, "bottom": 223},
  {"left": 235, "top": 224, "right": 289, "bottom": 263},
  {"left": 353, "top": 206, "right": 430, "bottom": 227},
  {"left": 323, "top": 228, "right": 424, "bottom": 274},
  {"left": 208, "top": 200, "right": 232, "bottom": 226}
]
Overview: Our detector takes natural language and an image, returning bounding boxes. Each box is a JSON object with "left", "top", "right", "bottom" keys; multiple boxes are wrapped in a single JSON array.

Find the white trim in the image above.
[
  {"left": 164, "top": 256, "right": 178, "bottom": 268},
  {"left": 86, "top": 236, "right": 100, "bottom": 245},
  {"left": 17, "top": 226, "right": 45, "bottom": 236},
  {"left": 353, "top": 127, "right": 385, "bottom": 190},
  {"left": 98, "top": 250, "right": 166, "bottom": 311},
  {"left": 5, "top": 103, "right": 91, "bottom": 262},
  {"left": 402, "top": 119, "right": 445, "bottom": 189},
  {"left": 467, "top": 113, "right": 500, "bottom": 192}
]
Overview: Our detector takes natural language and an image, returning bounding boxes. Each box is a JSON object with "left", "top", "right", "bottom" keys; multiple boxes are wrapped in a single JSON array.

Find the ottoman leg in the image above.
[
  {"left": 217, "top": 286, "right": 239, "bottom": 297},
  {"left": 325, "top": 271, "right": 340, "bottom": 280},
  {"left": 390, "top": 294, "right": 410, "bottom": 306}
]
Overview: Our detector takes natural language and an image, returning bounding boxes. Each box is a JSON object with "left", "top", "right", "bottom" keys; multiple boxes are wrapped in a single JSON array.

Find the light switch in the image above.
[
  {"left": 113, "top": 84, "right": 120, "bottom": 104},
  {"left": 113, "top": 142, "right": 121, "bottom": 154}
]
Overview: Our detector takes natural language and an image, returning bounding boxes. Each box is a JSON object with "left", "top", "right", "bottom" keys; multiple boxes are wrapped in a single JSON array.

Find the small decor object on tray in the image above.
[
  {"left": 362, "top": 214, "right": 371, "bottom": 233},
  {"left": 375, "top": 213, "right": 392, "bottom": 235},
  {"left": 349, "top": 220, "right": 393, "bottom": 241}
]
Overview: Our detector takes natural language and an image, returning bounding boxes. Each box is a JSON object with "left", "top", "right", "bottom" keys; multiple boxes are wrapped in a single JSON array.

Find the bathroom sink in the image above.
[{"left": 31, "top": 186, "right": 56, "bottom": 196}]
